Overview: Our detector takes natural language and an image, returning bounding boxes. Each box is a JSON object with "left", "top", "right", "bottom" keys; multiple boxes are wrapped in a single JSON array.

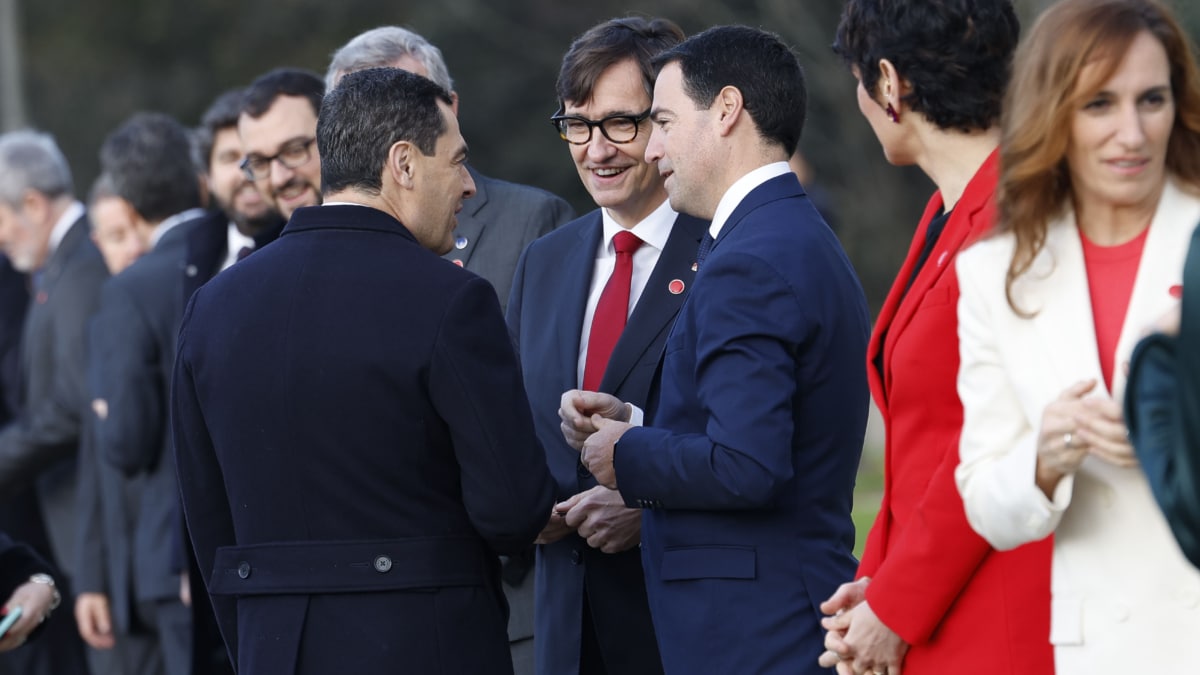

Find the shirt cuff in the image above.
[{"left": 627, "top": 403, "right": 644, "bottom": 427}]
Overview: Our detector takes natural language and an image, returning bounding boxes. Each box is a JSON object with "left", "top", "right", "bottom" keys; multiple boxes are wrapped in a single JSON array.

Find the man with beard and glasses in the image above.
[{"left": 237, "top": 69, "right": 324, "bottom": 221}]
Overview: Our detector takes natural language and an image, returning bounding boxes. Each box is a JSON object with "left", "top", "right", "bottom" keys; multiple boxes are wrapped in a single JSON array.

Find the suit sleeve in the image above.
[
  {"left": 864, "top": 429, "right": 994, "bottom": 644},
  {"left": 955, "top": 254, "right": 1068, "bottom": 550},
  {"left": 1126, "top": 227, "right": 1200, "bottom": 567},
  {"left": 428, "top": 277, "right": 554, "bottom": 554},
  {"left": 93, "top": 277, "right": 163, "bottom": 476},
  {"left": 614, "top": 252, "right": 806, "bottom": 509},
  {"left": 171, "top": 295, "right": 238, "bottom": 660},
  {"left": 0, "top": 264, "right": 102, "bottom": 494},
  {"left": 72, "top": 418, "right": 109, "bottom": 596},
  {"left": 0, "top": 531, "right": 54, "bottom": 598}
]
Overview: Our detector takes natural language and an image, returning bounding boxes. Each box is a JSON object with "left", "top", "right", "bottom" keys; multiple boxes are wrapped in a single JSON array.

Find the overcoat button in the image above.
[
  {"left": 374, "top": 555, "right": 393, "bottom": 573},
  {"left": 237, "top": 562, "right": 251, "bottom": 579}
]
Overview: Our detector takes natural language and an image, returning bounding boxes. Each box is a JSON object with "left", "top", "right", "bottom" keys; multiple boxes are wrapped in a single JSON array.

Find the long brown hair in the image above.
[{"left": 997, "top": 0, "right": 1200, "bottom": 314}]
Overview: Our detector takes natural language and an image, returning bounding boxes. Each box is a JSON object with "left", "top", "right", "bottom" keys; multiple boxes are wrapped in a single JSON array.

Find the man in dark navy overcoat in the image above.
[{"left": 171, "top": 68, "right": 555, "bottom": 675}]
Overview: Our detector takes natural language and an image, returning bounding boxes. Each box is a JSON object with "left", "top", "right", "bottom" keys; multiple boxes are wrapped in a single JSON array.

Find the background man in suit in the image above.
[
  {"left": 0, "top": 129, "right": 105, "bottom": 675},
  {"left": 173, "top": 67, "right": 554, "bottom": 675},
  {"left": 324, "top": 28, "right": 573, "bottom": 670},
  {"left": 73, "top": 170, "right": 155, "bottom": 675},
  {"left": 506, "top": 16, "right": 701, "bottom": 675},
  {"left": 237, "top": 69, "right": 324, "bottom": 220},
  {"left": 568, "top": 26, "right": 870, "bottom": 674},
  {"left": 325, "top": 25, "right": 574, "bottom": 315},
  {"left": 87, "top": 112, "right": 224, "bottom": 675}
]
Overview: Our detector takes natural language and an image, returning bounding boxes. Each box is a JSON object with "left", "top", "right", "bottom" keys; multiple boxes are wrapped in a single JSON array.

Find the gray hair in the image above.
[
  {"left": 326, "top": 26, "right": 454, "bottom": 93},
  {"left": 0, "top": 130, "right": 74, "bottom": 206}
]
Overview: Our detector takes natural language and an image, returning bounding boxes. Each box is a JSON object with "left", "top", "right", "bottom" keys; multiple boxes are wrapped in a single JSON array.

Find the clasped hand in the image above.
[
  {"left": 817, "top": 578, "right": 907, "bottom": 675},
  {"left": 559, "top": 390, "right": 633, "bottom": 489}
]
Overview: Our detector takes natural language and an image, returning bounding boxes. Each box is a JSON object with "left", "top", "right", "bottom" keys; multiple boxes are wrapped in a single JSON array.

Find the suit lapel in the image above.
[
  {"left": 711, "top": 173, "right": 802, "bottom": 255},
  {"left": 599, "top": 214, "right": 705, "bottom": 394},
  {"left": 868, "top": 195, "right": 941, "bottom": 416},
  {"left": 881, "top": 154, "right": 999, "bottom": 403},
  {"left": 557, "top": 213, "right": 603, "bottom": 390},
  {"left": 443, "top": 167, "right": 489, "bottom": 268},
  {"left": 1112, "top": 181, "right": 1199, "bottom": 399}
]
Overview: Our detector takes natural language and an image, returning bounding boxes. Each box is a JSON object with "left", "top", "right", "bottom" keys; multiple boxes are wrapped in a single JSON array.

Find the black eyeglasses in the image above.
[
  {"left": 550, "top": 108, "right": 651, "bottom": 145},
  {"left": 240, "top": 137, "right": 316, "bottom": 180}
]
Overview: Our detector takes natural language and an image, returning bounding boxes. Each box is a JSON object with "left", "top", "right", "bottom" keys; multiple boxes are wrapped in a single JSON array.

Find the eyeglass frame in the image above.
[
  {"left": 549, "top": 108, "right": 652, "bottom": 145},
  {"left": 239, "top": 136, "right": 317, "bottom": 180}
]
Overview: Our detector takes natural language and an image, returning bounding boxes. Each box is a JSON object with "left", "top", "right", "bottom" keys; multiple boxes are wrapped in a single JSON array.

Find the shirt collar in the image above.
[
  {"left": 600, "top": 198, "right": 676, "bottom": 253},
  {"left": 709, "top": 161, "right": 791, "bottom": 239},
  {"left": 150, "top": 208, "right": 207, "bottom": 248},
  {"left": 47, "top": 201, "right": 85, "bottom": 254},
  {"left": 227, "top": 221, "right": 256, "bottom": 254}
]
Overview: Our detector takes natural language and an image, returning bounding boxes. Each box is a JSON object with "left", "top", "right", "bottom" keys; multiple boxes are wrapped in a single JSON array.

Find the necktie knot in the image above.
[
  {"left": 613, "top": 231, "right": 643, "bottom": 256},
  {"left": 236, "top": 246, "right": 254, "bottom": 261}
]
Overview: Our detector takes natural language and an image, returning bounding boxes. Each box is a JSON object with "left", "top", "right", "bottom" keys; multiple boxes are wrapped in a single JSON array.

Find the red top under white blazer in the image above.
[{"left": 858, "top": 150, "right": 1053, "bottom": 674}]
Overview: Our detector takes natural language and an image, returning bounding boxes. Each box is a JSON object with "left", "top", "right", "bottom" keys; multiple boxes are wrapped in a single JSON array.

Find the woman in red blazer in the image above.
[{"left": 820, "top": 2, "right": 1054, "bottom": 674}]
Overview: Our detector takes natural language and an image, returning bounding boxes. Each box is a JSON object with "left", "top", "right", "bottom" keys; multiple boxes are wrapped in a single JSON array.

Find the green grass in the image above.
[{"left": 852, "top": 448, "right": 885, "bottom": 560}]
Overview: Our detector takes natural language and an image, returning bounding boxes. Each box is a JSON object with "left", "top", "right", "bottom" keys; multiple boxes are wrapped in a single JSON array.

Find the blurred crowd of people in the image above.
[{"left": 0, "top": 1, "right": 1197, "bottom": 674}]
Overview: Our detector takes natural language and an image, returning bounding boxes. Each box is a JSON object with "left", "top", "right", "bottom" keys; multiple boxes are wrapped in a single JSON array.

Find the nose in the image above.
[
  {"left": 461, "top": 166, "right": 477, "bottom": 199},
  {"left": 268, "top": 159, "right": 295, "bottom": 187},
  {"left": 1116, "top": 102, "right": 1148, "bottom": 149},
  {"left": 585, "top": 132, "right": 617, "bottom": 162},
  {"left": 644, "top": 126, "right": 664, "bottom": 165}
]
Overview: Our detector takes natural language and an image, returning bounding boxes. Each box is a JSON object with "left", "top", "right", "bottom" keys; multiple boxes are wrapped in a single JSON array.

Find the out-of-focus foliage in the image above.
[{"left": 4, "top": 0, "right": 1198, "bottom": 308}]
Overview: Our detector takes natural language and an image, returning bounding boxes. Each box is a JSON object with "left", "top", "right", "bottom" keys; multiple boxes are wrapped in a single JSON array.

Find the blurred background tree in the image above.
[{"left": 2, "top": 0, "right": 1196, "bottom": 309}]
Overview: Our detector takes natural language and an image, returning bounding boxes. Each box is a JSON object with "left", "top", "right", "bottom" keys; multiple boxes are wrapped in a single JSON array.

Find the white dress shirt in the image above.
[
  {"left": 219, "top": 222, "right": 258, "bottom": 272},
  {"left": 576, "top": 198, "right": 677, "bottom": 387}
]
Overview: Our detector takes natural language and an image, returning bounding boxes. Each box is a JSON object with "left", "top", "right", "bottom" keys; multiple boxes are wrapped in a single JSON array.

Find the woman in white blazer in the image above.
[{"left": 955, "top": 0, "right": 1200, "bottom": 672}]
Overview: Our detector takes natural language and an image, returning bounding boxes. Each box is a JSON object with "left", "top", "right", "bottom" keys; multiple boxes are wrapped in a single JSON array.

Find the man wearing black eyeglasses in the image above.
[
  {"left": 506, "top": 16, "right": 707, "bottom": 675},
  {"left": 237, "top": 69, "right": 325, "bottom": 220}
]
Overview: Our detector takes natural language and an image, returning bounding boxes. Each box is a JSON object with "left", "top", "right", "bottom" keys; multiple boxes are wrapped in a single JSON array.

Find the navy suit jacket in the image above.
[
  {"left": 172, "top": 204, "right": 555, "bottom": 675},
  {"left": 615, "top": 174, "right": 870, "bottom": 674},
  {"left": 88, "top": 211, "right": 222, "bottom": 610},
  {"left": 507, "top": 209, "right": 705, "bottom": 675},
  {"left": 443, "top": 167, "right": 573, "bottom": 315}
]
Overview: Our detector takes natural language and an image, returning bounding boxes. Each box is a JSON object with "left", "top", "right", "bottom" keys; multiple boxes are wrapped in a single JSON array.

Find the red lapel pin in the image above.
[
  {"left": 1170, "top": 284, "right": 1184, "bottom": 299},
  {"left": 668, "top": 279, "right": 685, "bottom": 295}
]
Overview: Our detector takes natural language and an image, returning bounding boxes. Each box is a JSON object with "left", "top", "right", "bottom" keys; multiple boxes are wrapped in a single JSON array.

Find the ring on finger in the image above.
[{"left": 1063, "top": 431, "right": 1075, "bottom": 449}]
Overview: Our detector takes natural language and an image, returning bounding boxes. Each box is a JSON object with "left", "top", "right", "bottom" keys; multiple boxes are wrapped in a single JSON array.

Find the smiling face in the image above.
[
  {"left": 563, "top": 58, "right": 666, "bottom": 228},
  {"left": 407, "top": 101, "right": 476, "bottom": 254},
  {"left": 238, "top": 95, "right": 322, "bottom": 219},
  {"left": 1066, "top": 30, "right": 1175, "bottom": 220},
  {"left": 645, "top": 62, "right": 720, "bottom": 220},
  {"left": 208, "top": 127, "right": 273, "bottom": 231}
]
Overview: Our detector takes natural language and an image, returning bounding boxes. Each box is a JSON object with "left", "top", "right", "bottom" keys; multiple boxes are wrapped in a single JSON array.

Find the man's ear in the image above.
[
  {"left": 19, "top": 189, "right": 48, "bottom": 227},
  {"left": 448, "top": 91, "right": 460, "bottom": 118},
  {"left": 387, "top": 140, "right": 417, "bottom": 189},
  {"left": 714, "top": 85, "right": 745, "bottom": 137}
]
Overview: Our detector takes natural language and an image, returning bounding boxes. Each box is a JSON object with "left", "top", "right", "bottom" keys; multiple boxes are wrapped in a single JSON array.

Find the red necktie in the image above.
[{"left": 583, "top": 231, "right": 643, "bottom": 391}]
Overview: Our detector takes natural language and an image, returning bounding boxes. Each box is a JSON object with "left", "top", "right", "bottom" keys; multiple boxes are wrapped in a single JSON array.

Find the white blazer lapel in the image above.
[
  {"left": 1019, "top": 212, "right": 1105, "bottom": 399},
  {"left": 1111, "top": 180, "right": 1200, "bottom": 400}
]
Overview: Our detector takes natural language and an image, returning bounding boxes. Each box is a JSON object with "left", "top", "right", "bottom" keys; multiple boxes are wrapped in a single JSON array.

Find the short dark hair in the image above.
[
  {"left": 318, "top": 68, "right": 453, "bottom": 195},
  {"left": 242, "top": 68, "right": 325, "bottom": 120},
  {"left": 99, "top": 112, "right": 201, "bottom": 222},
  {"left": 556, "top": 16, "right": 685, "bottom": 109},
  {"left": 193, "top": 88, "right": 245, "bottom": 173},
  {"left": 832, "top": 0, "right": 1019, "bottom": 132},
  {"left": 653, "top": 25, "right": 806, "bottom": 156}
]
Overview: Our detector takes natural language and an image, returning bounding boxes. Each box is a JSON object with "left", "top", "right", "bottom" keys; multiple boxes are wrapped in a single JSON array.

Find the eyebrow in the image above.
[
  {"left": 649, "top": 107, "right": 672, "bottom": 122},
  {"left": 248, "top": 135, "right": 310, "bottom": 157}
]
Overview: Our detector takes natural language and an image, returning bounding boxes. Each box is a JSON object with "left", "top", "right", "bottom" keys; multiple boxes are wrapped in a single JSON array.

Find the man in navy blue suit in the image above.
[
  {"left": 567, "top": 26, "right": 871, "bottom": 674},
  {"left": 508, "top": 16, "right": 705, "bottom": 675},
  {"left": 172, "top": 67, "right": 554, "bottom": 675}
]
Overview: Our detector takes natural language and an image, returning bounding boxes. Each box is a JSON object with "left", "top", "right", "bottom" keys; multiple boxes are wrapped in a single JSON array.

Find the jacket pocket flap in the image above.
[{"left": 661, "top": 546, "right": 756, "bottom": 581}]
